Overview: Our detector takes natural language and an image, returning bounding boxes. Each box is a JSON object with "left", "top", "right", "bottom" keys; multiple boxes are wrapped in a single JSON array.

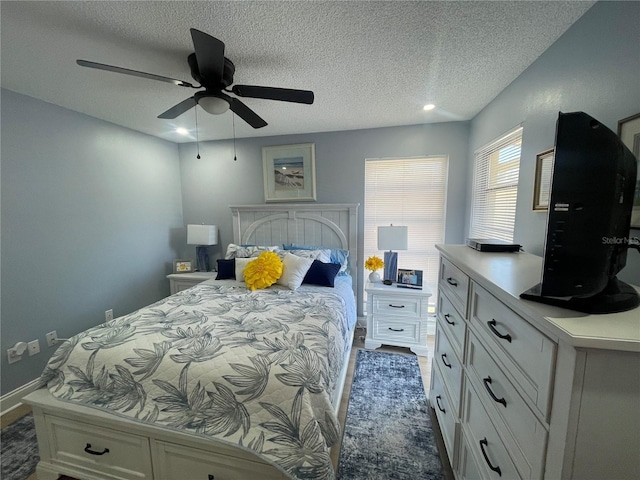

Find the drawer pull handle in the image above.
[
  {"left": 388, "top": 304, "right": 405, "bottom": 308},
  {"left": 441, "top": 353, "right": 452, "bottom": 368},
  {"left": 444, "top": 313, "right": 455, "bottom": 325},
  {"left": 435, "top": 395, "right": 446, "bottom": 413},
  {"left": 446, "top": 277, "right": 458, "bottom": 287},
  {"left": 487, "top": 319, "right": 512, "bottom": 343},
  {"left": 479, "top": 438, "right": 502, "bottom": 476},
  {"left": 388, "top": 327, "right": 405, "bottom": 332},
  {"left": 84, "top": 443, "right": 110, "bottom": 456},
  {"left": 483, "top": 376, "right": 507, "bottom": 407}
]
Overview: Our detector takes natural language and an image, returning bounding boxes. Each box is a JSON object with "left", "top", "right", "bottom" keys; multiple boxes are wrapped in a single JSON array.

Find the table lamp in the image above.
[
  {"left": 187, "top": 224, "right": 218, "bottom": 272},
  {"left": 378, "top": 225, "right": 408, "bottom": 282}
]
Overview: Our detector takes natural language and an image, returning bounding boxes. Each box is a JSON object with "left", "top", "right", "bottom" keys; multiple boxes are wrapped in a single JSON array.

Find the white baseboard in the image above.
[{"left": 0, "top": 378, "right": 40, "bottom": 416}]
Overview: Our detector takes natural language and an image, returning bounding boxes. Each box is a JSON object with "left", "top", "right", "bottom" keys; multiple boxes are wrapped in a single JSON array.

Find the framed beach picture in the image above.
[
  {"left": 617, "top": 113, "right": 640, "bottom": 229},
  {"left": 262, "top": 143, "right": 316, "bottom": 202},
  {"left": 533, "top": 148, "right": 554, "bottom": 211}
]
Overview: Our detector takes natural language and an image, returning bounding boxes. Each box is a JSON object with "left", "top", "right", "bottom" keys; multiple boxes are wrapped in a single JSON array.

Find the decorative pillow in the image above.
[
  {"left": 277, "top": 252, "right": 314, "bottom": 290},
  {"left": 225, "top": 243, "right": 280, "bottom": 259},
  {"left": 302, "top": 260, "right": 341, "bottom": 287},
  {"left": 276, "top": 248, "right": 331, "bottom": 263},
  {"left": 284, "top": 244, "right": 350, "bottom": 275},
  {"left": 244, "top": 252, "right": 283, "bottom": 291},
  {"left": 234, "top": 257, "right": 253, "bottom": 281},
  {"left": 215, "top": 258, "right": 235, "bottom": 280}
]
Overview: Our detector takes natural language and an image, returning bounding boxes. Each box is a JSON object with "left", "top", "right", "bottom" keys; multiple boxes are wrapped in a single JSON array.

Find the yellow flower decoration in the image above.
[
  {"left": 364, "top": 256, "right": 384, "bottom": 271},
  {"left": 244, "top": 251, "right": 283, "bottom": 290}
]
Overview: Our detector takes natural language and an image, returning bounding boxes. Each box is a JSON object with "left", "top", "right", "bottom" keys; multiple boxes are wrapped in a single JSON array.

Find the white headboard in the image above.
[{"left": 230, "top": 203, "right": 359, "bottom": 276}]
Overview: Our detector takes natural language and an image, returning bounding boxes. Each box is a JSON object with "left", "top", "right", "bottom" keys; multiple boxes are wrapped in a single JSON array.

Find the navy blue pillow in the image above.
[
  {"left": 302, "top": 261, "right": 341, "bottom": 287},
  {"left": 216, "top": 259, "right": 236, "bottom": 280}
]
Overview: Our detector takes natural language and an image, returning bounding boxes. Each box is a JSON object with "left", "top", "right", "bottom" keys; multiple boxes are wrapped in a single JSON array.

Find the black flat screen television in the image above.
[{"left": 521, "top": 111, "right": 639, "bottom": 314}]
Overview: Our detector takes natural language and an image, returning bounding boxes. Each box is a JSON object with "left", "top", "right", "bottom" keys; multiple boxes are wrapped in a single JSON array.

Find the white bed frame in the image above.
[{"left": 23, "top": 203, "right": 359, "bottom": 480}]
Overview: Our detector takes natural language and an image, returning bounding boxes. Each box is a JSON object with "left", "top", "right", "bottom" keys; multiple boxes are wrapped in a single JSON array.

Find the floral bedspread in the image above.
[{"left": 39, "top": 279, "right": 356, "bottom": 480}]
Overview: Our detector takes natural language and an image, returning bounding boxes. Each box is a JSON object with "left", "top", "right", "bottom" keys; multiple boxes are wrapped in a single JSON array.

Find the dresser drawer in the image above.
[
  {"left": 458, "top": 428, "right": 485, "bottom": 480},
  {"left": 437, "top": 290, "right": 466, "bottom": 359},
  {"left": 434, "top": 326, "right": 463, "bottom": 411},
  {"left": 470, "top": 283, "right": 556, "bottom": 417},
  {"left": 153, "top": 440, "right": 285, "bottom": 480},
  {"left": 466, "top": 331, "right": 547, "bottom": 479},
  {"left": 439, "top": 257, "right": 470, "bottom": 317},
  {"left": 462, "top": 381, "right": 523, "bottom": 480},
  {"left": 371, "top": 294, "right": 425, "bottom": 318},
  {"left": 372, "top": 317, "right": 424, "bottom": 344},
  {"left": 44, "top": 414, "right": 153, "bottom": 479},
  {"left": 430, "top": 364, "right": 458, "bottom": 460}
]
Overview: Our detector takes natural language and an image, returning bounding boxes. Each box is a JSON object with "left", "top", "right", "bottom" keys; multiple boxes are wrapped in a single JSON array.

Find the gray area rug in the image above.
[
  {"left": 1, "top": 413, "right": 39, "bottom": 480},
  {"left": 337, "top": 349, "right": 445, "bottom": 479}
]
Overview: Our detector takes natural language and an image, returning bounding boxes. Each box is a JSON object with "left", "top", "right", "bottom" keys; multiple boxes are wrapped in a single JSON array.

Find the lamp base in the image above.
[
  {"left": 195, "top": 246, "right": 211, "bottom": 272},
  {"left": 383, "top": 251, "right": 398, "bottom": 283}
]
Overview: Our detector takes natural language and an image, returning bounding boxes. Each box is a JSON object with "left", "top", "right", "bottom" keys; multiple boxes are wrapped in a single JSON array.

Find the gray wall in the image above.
[
  {"left": 1, "top": 89, "right": 183, "bottom": 394},
  {"left": 467, "top": 0, "right": 640, "bottom": 286},
  {"left": 178, "top": 122, "right": 471, "bottom": 314}
]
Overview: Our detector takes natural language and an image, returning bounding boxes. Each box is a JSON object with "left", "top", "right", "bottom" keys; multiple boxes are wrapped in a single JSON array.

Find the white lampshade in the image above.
[
  {"left": 378, "top": 226, "right": 408, "bottom": 251},
  {"left": 198, "top": 96, "right": 230, "bottom": 115},
  {"left": 187, "top": 224, "right": 218, "bottom": 246}
]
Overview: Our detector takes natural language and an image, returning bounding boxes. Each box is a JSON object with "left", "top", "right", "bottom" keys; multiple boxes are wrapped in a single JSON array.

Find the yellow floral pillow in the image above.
[{"left": 244, "top": 251, "right": 283, "bottom": 290}]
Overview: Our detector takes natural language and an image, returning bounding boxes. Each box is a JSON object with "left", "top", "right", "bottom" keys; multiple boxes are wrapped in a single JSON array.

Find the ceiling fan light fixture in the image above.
[
  {"left": 176, "top": 127, "right": 189, "bottom": 136},
  {"left": 198, "top": 96, "right": 230, "bottom": 115}
]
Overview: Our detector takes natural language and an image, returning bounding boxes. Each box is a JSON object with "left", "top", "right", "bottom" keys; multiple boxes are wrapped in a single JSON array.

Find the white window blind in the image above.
[
  {"left": 470, "top": 127, "right": 523, "bottom": 242},
  {"left": 364, "top": 156, "right": 448, "bottom": 309}
]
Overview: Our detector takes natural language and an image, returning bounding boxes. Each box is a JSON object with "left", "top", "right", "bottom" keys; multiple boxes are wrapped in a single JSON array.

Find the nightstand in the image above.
[
  {"left": 167, "top": 271, "right": 216, "bottom": 294},
  {"left": 364, "top": 281, "right": 432, "bottom": 356}
]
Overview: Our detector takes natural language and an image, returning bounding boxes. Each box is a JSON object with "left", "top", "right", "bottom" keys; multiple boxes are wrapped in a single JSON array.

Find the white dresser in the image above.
[
  {"left": 430, "top": 245, "right": 640, "bottom": 480},
  {"left": 364, "top": 282, "right": 432, "bottom": 356}
]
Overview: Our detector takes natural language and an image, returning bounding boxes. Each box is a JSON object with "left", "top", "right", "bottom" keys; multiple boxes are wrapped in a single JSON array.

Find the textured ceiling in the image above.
[{"left": 1, "top": 1, "right": 595, "bottom": 143}]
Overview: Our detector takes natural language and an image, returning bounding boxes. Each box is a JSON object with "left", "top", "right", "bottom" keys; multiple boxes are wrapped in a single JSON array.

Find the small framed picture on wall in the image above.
[
  {"left": 617, "top": 113, "right": 640, "bottom": 229},
  {"left": 533, "top": 148, "right": 554, "bottom": 211}
]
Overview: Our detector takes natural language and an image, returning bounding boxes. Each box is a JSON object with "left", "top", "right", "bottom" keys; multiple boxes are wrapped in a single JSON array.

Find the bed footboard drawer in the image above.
[
  {"left": 152, "top": 440, "right": 287, "bottom": 480},
  {"left": 44, "top": 414, "right": 153, "bottom": 479}
]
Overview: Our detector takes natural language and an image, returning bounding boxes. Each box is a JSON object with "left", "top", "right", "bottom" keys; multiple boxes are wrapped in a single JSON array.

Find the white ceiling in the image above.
[{"left": 1, "top": 1, "right": 595, "bottom": 143}]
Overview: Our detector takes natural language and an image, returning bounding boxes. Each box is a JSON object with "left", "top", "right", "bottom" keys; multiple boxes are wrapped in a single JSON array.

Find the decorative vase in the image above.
[{"left": 368, "top": 270, "right": 381, "bottom": 283}]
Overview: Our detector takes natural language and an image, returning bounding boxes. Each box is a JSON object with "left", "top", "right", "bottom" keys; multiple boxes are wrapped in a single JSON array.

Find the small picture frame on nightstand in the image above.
[{"left": 173, "top": 259, "right": 194, "bottom": 274}]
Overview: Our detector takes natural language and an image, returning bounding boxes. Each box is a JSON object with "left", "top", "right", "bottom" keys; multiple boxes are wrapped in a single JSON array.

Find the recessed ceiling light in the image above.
[
  {"left": 423, "top": 104, "right": 435, "bottom": 111},
  {"left": 176, "top": 127, "right": 189, "bottom": 136}
]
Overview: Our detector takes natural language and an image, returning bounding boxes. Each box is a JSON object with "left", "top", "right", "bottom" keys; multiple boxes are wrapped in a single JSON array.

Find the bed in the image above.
[{"left": 23, "top": 203, "right": 359, "bottom": 480}]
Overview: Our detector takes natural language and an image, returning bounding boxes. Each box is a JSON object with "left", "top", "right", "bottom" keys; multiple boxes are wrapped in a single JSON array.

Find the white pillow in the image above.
[
  {"left": 277, "top": 253, "right": 314, "bottom": 290},
  {"left": 235, "top": 257, "right": 253, "bottom": 282}
]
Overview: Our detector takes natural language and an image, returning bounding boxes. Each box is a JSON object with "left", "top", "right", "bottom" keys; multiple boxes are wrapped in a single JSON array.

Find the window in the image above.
[
  {"left": 364, "top": 156, "right": 448, "bottom": 310},
  {"left": 470, "top": 127, "right": 523, "bottom": 242}
]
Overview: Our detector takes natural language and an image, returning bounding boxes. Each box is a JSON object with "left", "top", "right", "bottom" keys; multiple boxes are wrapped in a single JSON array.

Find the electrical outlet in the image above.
[
  {"left": 105, "top": 309, "right": 113, "bottom": 322},
  {"left": 46, "top": 331, "right": 58, "bottom": 347},
  {"left": 28, "top": 339, "right": 40, "bottom": 356}
]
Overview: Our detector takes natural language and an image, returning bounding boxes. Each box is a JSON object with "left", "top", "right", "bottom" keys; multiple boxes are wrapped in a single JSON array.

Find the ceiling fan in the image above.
[{"left": 76, "top": 28, "right": 314, "bottom": 129}]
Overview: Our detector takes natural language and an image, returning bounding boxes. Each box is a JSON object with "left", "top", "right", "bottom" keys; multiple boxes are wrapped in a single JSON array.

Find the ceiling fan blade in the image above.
[
  {"left": 231, "top": 85, "right": 314, "bottom": 104},
  {"left": 158, "top": 97, "right": 197, "bottom": 119},
  {"left": 77, "top": 60, "right": 196, "bottom": 88},
  {"left": 222, "top": 94, "right": 267, "bottom": 129},
  {"left": 190, "top": 29, "right": 225, "bottom": 84}
]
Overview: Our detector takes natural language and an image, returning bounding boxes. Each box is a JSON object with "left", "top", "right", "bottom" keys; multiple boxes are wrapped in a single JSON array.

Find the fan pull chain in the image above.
[
  {"left": 233, "top": 113, "right": 237, "bottom": 161},
  {"left": 195, "top": 106, "right": 201, "bottom": 159}
]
